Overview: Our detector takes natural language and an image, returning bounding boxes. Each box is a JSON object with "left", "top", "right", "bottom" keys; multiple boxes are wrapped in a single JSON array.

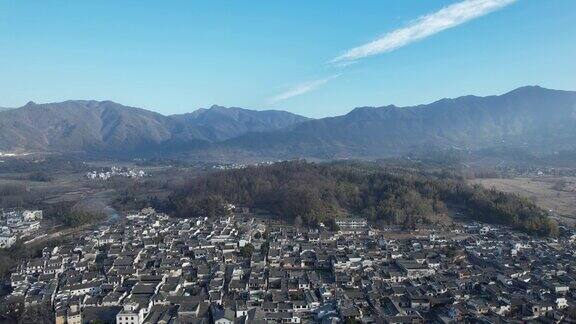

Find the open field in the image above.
[{"left": 471, "top": 177, "right": 576, "bottom": 225}]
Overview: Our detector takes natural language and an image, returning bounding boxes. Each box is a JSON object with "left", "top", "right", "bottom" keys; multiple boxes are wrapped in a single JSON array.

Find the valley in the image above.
[{"left": 2, "top": 0, "right": 576, "bottom": 321}]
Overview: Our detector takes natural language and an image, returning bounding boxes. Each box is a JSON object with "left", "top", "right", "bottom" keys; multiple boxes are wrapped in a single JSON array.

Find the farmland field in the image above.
[{"left": 471, "top": 177, "right": 576, "bottom": 225}]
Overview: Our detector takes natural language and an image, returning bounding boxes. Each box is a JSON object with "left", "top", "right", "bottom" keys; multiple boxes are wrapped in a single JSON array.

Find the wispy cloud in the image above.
[
  {"left": 332, "top": 0, "right": 517, "bottom": 63},
  {"left": 269, "top": 75, "right": 339, "bottom": 104},
  {"left": 269, "top": 0, "right": 517, "bottom": 103}
]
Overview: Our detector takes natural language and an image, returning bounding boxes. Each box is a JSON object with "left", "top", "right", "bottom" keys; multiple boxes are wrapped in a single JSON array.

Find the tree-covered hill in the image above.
[{"left": 157, "top": 161, "right": 558, "bottom": 236}]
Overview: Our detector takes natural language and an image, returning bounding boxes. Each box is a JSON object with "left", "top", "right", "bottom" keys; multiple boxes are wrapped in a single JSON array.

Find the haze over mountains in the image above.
[
  {"left": 226, "top": 86, "right": 576, "bottom": 159},
  {"left": 0, "top": 101, "right": 308, "bottom": 155},
  {"left": 1, "top": 86, "right": 575, "bottom": 160}
]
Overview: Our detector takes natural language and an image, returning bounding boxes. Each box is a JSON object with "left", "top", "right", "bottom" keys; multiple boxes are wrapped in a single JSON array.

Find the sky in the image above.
[{"left": 0, "top": 0, "right": 575, "bottom": 118}]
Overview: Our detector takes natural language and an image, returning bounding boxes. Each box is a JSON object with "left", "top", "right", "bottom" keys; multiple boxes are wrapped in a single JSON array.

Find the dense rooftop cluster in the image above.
[
  {"left": 0, "top": 209, "right": 43, "bottom": 249},
  {"left": 5, "top": 208, "right": 576, "bottom": 323}
]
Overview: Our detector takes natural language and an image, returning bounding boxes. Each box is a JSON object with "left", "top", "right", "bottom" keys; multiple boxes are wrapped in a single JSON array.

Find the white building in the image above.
[
  {"left": 0, "top": 234, "right": 16, "bottom": 248},
  {"left": 23, "top": 210, "right": 43, "bottom": 221}
]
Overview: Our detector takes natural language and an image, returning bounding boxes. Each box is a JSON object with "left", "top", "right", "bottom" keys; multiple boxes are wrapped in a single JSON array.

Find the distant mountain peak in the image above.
[
  {"left": 504, "top": 85, "right": 549, "bottom": 96},
  {"left": 347, "top": 105, "right": 397, "bottom": 115},
  {"left": 208, "top": 104, "right": 228, "bottom": 110},
  {"left": 511, "top": 85, "right": 544, "bottom": 91}
]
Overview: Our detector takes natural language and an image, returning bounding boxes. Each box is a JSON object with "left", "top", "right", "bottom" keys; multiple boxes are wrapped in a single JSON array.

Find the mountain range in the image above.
[
  {"left": 1, "top": 86, "right": 575, "bottom": 160},
  {"left": 223, "top": 86, "right": 576, "bottom": 159},
  {"left": 0, "top": 101, "right": 308, "bottom": 155}
]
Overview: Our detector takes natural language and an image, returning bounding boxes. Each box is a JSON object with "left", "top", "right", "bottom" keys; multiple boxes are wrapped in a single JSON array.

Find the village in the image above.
[
  {"left": 86, "top": 166, "right": 147, "bottom": 181},
  {"left": 5, "top": 207, "right": 576, "bottom": 323},
  {"left": 0, "top": 209, "right": 43, "bottom": 249}
]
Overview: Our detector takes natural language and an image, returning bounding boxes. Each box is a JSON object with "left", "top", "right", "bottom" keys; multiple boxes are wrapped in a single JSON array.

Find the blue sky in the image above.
[{"left": 0, "top": 1, "right": 574, "bottom": 118}]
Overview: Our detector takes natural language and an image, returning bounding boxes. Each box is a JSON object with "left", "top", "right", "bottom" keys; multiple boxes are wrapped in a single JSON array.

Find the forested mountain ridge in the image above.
[
  {"left": 141, "top": 161, "right": 557, "bottom": 236},
  {"left": 223, "top": 86, "right": 576, "bottom": 159},
  {"left": 0, "top": 101, "right": 309, "bottom": 153},
  {"left": 1, "top": 86, "right": 575, "bottom": 160},
  {"left": 170, "top": 105, "right": 310, "bottom": 142}
]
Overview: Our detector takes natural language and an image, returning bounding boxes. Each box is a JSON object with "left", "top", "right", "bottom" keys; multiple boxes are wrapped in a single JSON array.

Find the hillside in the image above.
[
  {"left": 0, "top": 86, "right": 575, "bottom": 160},
  {"left": 171, "top": 105, "right": 310, "bottom": 142},
  {"left": 0, "top": 101, "right": 308, "bottom": 154},
  {"left": 224, "top": 86, "right": 576, "bottom": 159}
]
